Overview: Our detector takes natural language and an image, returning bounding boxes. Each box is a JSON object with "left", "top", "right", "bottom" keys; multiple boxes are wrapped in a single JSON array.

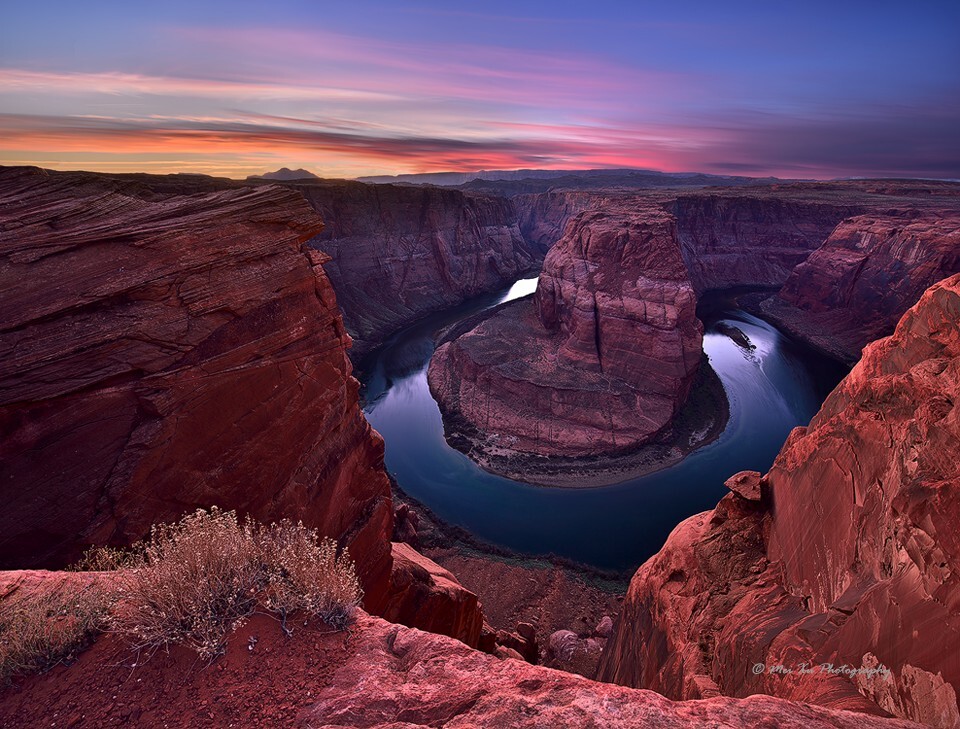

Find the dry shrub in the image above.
[
  {"left": 113, "top": 507, "right": 361, "bottom": 660},
  {"left": 0, "top": 584, "right": 112, "bottom": 684},
  {"left": 72, "top": 542, "right": 146, "bottom": 572},
  {"left": 112, "top": 508, "right": 262, "bottom": 660},
  {"left": 260, "top": 520, "right": 361, "bottom": 630}
]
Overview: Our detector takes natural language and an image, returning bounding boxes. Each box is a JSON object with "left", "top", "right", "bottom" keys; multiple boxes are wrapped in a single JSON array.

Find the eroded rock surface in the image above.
[
  {"left": 428, "top": 203, "right": 704, "bottom": 469},
  {"left": 299, "top": 181, "right": 538, "bottom": 360},
  {"left": 0, "top": 595, "right": 923, "bottom": 728},
  {"left": 763, "top": 212, "right": 960, "bottom": 361},
  {"left": 0, "top": 167, "right": 394, "bottom": 609},
  {"left": 599, "top": 274, "right": 960, "bottom": 728},
  {"left": 380, "top": 542, "right": 483, "bottom": 648},
  {"left": 672, "top": 190, "right": 864, "bottom": 292}
]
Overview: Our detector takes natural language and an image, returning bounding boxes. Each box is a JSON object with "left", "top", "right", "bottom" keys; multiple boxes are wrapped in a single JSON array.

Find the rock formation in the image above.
[
  {"left": 297, "top": 181, "right": 538, "bottom": 360},
  {"left": 512, "top": 190, "right": 608, "bottom": 254},
  {"left": 0, "top": 168, "right": 478, "bottom": 640},
  {"left": 762, "top": 212, "right": 960, "bottom": 362},
  {"left": 428, "top": 202, "right": 705, "bottom": 473},
  {"left": 0, "top": 591, "right": 923, "bottom": 728},
  {"left": 0, "top": 166, "right": 395, "bottom": 610},
  {"left": 671, "top": 189, "right": 865, "bottom": 292},
  {"left": 599, "top": 274, "right": 960, "bottom": 728},
  {"left": 380, "top": 542, "right": 483, "bottom": 648}
]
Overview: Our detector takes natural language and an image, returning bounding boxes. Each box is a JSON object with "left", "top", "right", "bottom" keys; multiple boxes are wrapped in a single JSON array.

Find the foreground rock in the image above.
[
  {"left": 599, "top": 274, "right": 960, "bottom": 728},
  {"left": 0, "top": 600, "right": 921, "bottom": 728},
  {"left": 428, "top": 203, "right": 709, "bottom": 480},
  {"left": 763, "top": 212, "right": 960, "bottom": 362},
  {"left": 380, "top": 542, "right": 483, "bottom": 648},
  {"left": 297, "top": 181, "right": 538, "bottom": 360},
  {"left": 0, "top": 168, "right": 385, "bottom": 595}
]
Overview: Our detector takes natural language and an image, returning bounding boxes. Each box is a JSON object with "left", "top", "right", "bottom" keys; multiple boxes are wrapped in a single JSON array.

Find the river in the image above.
[{"left": 361, "top": 278, "right": 847, "bottom": 573}]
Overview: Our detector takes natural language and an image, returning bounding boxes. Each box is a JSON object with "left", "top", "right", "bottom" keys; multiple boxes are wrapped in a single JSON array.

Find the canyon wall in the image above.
[
  {"left": 599, "top": 274, "right": 960, "bottom": 728},
  {"left": 671, "top": 190, "right": 864, "bottom": 293},
  {"left": 762, "top": 212, "right": 960, "bottom": 362},
  {"left": 428, "top": 203, "right": 704, "bottom": 467},
  {"left": 0, "top": 168, "right": 397, "bottom": 607},
  {"left": 512, "top": 190, "right": 609, "bottom": 254},
  {"left": 298, "top": 181, "right": 538, "bottom": 360}
]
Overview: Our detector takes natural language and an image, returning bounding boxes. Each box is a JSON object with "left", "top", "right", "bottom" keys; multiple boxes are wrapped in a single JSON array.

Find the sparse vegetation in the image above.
[
  {"left": 0, "top": 508, "right": 362, "bottom": 681},
  {"left": 0, "top": 583, "right": 113, "bottom": 684},
  {"left": 111, "top": 507, "right": 362, "bottom": 660},
  {"left": 71, "top": 542, "right": 146, "bottom": 572}
]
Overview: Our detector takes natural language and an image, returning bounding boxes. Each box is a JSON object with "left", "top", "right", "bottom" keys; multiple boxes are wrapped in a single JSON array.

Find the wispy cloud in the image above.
[{"left": 1, "top": 14, "right": 957, "bottom": 179}]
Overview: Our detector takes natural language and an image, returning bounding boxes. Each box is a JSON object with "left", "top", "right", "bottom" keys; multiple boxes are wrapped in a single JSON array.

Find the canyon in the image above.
[
  {"left": 2, "top": 166, "right": 960, "bottom": 727},
  {"left": 599, "top": 274, "right": 960, "bottom": 728},
  {"left": 428, "top": 181, "right": 960, "bottom": 473},
  {"left": 427, "top": 201, "right": 709, "bottom": 479},
  {"left": 295, "top": 180, "right": 538, "bottom": 361},
  {"left": 0, "top": 166, "right": 479, "bottom": 632},
  {"left": 764, "top": 211, "right": 960, "bottom": 362}
]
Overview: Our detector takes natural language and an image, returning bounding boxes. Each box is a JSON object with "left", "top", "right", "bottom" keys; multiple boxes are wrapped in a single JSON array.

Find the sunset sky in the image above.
[{"left": 2, "top": 1, "right": 958, "bottom": 179}]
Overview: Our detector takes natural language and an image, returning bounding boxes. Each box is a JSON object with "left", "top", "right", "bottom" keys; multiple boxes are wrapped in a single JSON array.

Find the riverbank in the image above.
[
  {"left": 433, "top": 349, "right": 730, "bottom": 487},
  {"left": 362, "top": 284, "right": 847, "bottom": 571},
  {"left": 390, "top": 479, "right": 628, "bottom": 676}
]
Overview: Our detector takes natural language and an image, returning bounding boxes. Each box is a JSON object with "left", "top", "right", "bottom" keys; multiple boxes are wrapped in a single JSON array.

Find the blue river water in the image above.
[{"left": 361, "top": 279, "right": 846, "bottom": 573}]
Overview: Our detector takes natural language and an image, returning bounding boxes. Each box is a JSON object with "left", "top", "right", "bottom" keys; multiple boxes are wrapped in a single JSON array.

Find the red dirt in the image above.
[{"left": 0, "top": 613, "right": 347, "bottom": 728}]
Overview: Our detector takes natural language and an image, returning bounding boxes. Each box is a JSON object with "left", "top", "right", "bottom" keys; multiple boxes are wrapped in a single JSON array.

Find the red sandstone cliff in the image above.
[
  {"left": 297, "top": 181, "right": 538, "bottom": 360},
  {"left": 427, "top": 203, "right": 704, "bottom": 469},
  {"left": 762, "top": 212, "right": 960, "bottom": 362},
  {"left": 671, "top": 190, "right": 865, "bottom": 292},
  {"left": 0, "top": 166, "right": 505, "bottom": 648},
  {"left": 0, "top": 166, "right": 395, "bottom": 609},
  {"left": 599, "top": 274, "right": 960, "bottom": 728},
  {"left": 512, "top": 190, "right": 609, "bottom": 254}
]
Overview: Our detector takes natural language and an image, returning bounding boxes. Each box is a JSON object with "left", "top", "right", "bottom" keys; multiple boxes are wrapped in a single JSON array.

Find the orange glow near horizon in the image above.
[{"left": 2, "top": 5, "right": 957, "bottom": 181}]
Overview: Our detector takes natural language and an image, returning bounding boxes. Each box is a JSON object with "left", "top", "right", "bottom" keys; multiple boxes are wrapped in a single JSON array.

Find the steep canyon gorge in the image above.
[{"left": 2, "top": 166, "right": 960, "bottom": 727}]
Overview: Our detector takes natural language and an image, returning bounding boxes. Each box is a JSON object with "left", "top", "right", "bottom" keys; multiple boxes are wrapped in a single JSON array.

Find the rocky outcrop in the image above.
[
  {"left": 0, "top": 599, "right": 923, "bottom": 728},
  {"left": 0, "top": 167, "right": 393, "bottom": 610},
  {"left": 671, "top": 190, "right": 864, "bottom": 293},
  {"left": 599, "top": 274, "right": 960, "bottom": 728},
  {"left": 298, "top": 181, "right": 538, "bottom": 360},
  {"left": 512, "top": 190, "right": 608, "bottom": 254},
  {"left": 762, "top": 212, "right": 960, "bottom": 362},
  {"left": 380, "top": 542, "right": 483, "bottom": 648},
  {"left": 428, "top": 202, "right": 707, "bottom": 475}
]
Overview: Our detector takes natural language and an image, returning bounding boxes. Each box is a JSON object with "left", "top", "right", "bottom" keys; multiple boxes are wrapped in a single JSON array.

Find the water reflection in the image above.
[{"left": 362, "top": 281, "right": 845, "bottom": 572}]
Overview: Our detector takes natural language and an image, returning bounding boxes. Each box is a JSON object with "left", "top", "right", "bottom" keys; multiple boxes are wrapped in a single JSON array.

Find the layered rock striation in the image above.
[
  {"left": 428, "top": 203, "right": 710, "bottom": 480},
  {"left": 762, "top": 211, "right": 960, "bottom": 362},
  {"left": 298, "top": 181, "right": 538, "bottom": 360},
  {"left": 672, "top": 189, "right": 865, "bottom": 293},
  {"left": 599, "top": 274, "right": 960, "bottom": 728},
  {"left": 512, "top": 190, "right": 609, "bottom": 255},
  {"left": 0, "top": 167, "right": 396, "bottom": 608}
]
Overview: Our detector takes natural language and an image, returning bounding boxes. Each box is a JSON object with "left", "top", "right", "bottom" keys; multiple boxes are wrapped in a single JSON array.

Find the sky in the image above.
[{"left": 1, "top": 1, "right": 958, "bottom": 179}]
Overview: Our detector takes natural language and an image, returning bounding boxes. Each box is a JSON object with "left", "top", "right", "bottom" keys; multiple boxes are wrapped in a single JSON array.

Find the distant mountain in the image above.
[
  {"left": 357, "top": 168, "right": 783, "bottom": 194},
  {"left": 249, "top": 167, "right": 319, "bottom": 181},
  {"left": 357, "top": 169, "right": 604, "bottom": 186}
]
